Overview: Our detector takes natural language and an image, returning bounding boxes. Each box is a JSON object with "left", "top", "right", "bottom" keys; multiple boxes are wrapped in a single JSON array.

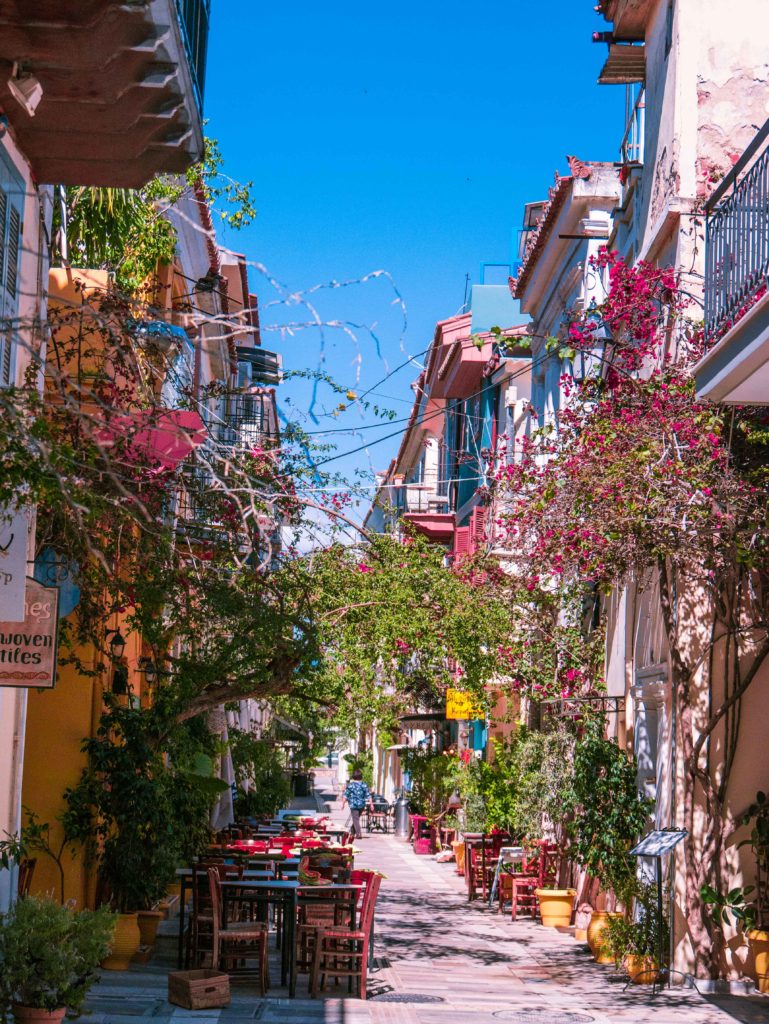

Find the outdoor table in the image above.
[
  {"left": 219, "top": 878, "right": 361, "bottom": 997},
  {"left": 488, "top": 845, "right": 525, "bottom": 908},
  {"left": 176, "top": 865, "right": 291, "bottom": 969}
]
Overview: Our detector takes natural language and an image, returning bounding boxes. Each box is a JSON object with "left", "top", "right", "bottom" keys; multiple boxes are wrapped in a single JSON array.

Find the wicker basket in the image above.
[{"left": 168, "top": 970, "right": 230, "bottom": 1010}]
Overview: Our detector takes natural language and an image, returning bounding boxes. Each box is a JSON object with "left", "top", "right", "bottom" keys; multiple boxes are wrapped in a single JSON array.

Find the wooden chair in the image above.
[
  {"left": 17, "top": 858, "right": 36, "bottom": 897},
  {"left": 510, "top": 842, "right": 558, "bottom": 922},
  {"left": 295, "top": 875, "right": 373, "bottom": 978},
  {"left": 207, "top": 867, "right": 270, "bottom": 994},
  {"left": 468, "top": 833, "right": 510, "bottom": 902},
  {"left": 310, "top": 873, "right": 381, "bottom": 999}
]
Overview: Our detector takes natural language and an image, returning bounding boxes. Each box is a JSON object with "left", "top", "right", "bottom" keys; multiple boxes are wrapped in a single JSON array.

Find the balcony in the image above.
[
  {"left": 0, "top": 0, "right": 209, "bottom": 186},
  {"left": 212, "top": 389, "right": 279, "bottom": 450},
  {"left": 696, "top": 120, "right": 769, "bottom": 403},
  {"left": 398, "top": 485, "right": 455, "bottom": 542},
  {"left": 620, "top": 87, "right": 645, "bottom": 166}
]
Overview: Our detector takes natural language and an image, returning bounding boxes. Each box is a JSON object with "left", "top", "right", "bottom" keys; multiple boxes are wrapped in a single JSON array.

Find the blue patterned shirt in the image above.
[{"left": 344, "top": 780, "right": 372, "bottom": 810}]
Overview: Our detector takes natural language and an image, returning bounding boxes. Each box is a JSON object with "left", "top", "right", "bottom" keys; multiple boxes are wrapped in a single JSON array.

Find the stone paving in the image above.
[{"left": 82, "top": 783, "right": 769, "bottom": 1024}]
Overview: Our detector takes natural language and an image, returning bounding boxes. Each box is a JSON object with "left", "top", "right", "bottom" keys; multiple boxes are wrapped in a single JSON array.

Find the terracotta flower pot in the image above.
[
  {"left": 137, "top": 909, "right": 164, "bottom": 948},
  {"left": 624, "top": 954, "right": 658, "bottom": 985},
  {"left": 12, "top": 1007, "right": 67, "bottom": 1024},
  {"left": 587, "top": 910, "right": 623, "bottom": 964},
  {"left": 748, "top": 928, "right": 769, "bottom": 993},
  {"left": 101, "top": 912, "right": 141, "bottom": 970},
  {"left": 535, "top": 888, "right": 577, "bottom": 928}
]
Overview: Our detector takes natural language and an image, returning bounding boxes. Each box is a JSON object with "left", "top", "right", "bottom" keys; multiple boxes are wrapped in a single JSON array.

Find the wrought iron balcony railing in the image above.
[
  {"left": 212, "top": 391, "right": 277, "bottom": 450},
  {"left": 705, "top": 119, "right": 769, "bottom": 343},
  {"left": 176, "top": 0, "right": 212, "bottom": 112}
]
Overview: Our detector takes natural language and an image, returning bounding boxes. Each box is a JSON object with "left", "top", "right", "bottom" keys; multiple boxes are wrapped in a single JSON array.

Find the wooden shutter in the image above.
[
  {"left": 453, "top": 526, "right": 471, "bottom": 558},
  {"left": 0, "top": 150, "right": 24, "bottom": 387},
  {"left": 470, "top": 506, "right": 487, "bottom": 551}
]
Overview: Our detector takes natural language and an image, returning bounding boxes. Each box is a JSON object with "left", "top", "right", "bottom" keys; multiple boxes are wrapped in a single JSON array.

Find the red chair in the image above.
[
  {"left": 510, "top": 842, "right": 558, "bottom": 921},
  {"left": 310, "top": 873, "right": 381, "bottom": 999},
  {"left": 467, "top": 833, "right": 510, "bottom": 902}
]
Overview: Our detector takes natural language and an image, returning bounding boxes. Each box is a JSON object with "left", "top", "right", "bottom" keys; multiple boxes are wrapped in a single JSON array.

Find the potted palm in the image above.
[{"left": 0, "top": 895, "right": 115, "bottom": 1024}]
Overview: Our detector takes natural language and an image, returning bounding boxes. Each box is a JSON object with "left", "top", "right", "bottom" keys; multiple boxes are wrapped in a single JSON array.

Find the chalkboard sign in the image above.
[{"left": 630, "top": 829, "right": 687, "bottom": 858}]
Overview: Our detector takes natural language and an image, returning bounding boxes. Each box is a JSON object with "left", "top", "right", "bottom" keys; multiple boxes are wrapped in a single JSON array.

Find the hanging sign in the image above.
[
  {"left": 0, "top": 578, "right": 59, "bottom": 688},
  {"left": 0, "top": 505, "right": 33, "bottom": 622},
  {"left": 446, "top": 688, "right": 483, "bottom": 720}
]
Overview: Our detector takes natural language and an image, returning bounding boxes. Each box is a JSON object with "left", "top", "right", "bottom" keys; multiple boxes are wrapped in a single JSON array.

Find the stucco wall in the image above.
[{"left": 0, "top": 134, "right": 51, "bottom": 912}]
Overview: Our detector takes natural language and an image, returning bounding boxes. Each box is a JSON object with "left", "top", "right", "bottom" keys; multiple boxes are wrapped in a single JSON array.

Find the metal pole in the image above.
[{"left": 657, "top": 856, "right": 664, "bottom": 987}]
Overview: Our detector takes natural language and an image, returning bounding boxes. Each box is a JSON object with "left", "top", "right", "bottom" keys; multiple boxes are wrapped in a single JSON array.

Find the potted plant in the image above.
[
  {"left": 0, "top": 895, "right": 115, "bottom": 1024},
  {"left": 66, "top": 700, "right": 216, "bottom": 969},
  {"left": 568, "top": 721, "right": 652, "bottom": 961},
  {"left": 604, "top": 882, "right": 666, "bottom": 984},
  {"left": 535, "top": 884, "right": 579, "bottom": 928},
  {"left": 702, "top": 790, "right": 769, "bottom": 992}
]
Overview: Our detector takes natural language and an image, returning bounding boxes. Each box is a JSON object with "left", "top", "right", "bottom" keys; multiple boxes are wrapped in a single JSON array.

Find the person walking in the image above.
[{"left": 341, "top": 768, "right": 374, "bottom": 839}]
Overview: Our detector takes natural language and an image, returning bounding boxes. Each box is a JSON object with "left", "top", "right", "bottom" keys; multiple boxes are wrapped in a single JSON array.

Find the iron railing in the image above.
[
  {"left": 705, "top": 118, "right": 769, "bottom": 343},
  {"left": 212, "top": 391, "right": 276, "bottom": 450},
  {"left": 620, "top": 86, "right": 645, "bottom": 165},
  {"left": 175, "top": 0, "right": 211, "bottom": 112}
]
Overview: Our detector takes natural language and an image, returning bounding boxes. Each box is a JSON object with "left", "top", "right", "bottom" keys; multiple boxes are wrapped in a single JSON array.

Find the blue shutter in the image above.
[{"left": 0, "top": 149, "right": 24, "bottom": 387}]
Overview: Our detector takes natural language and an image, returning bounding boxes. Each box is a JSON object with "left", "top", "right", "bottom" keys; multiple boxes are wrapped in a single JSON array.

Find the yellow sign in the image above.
[{"left": 445, "top": 688, "right": 483, "bottom": 720}]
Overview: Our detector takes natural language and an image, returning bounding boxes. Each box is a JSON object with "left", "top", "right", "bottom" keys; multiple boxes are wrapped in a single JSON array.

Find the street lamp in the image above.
[
  {"left": 105, "top": 629, "right": 126, "bottom": 660},
  {"left": 140, "top": 657, "right": 158, "bottom": 686}
]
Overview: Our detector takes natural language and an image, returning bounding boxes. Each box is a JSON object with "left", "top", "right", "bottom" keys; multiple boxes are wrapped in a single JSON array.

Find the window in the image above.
[{"left": 0, "top": 148, "right": 24, "bottom": 387}]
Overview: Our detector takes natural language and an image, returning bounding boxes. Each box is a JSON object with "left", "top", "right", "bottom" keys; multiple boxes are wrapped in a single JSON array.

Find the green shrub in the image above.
[{"left": 0, "top": 896, "right": 115, "bottom": 1017}]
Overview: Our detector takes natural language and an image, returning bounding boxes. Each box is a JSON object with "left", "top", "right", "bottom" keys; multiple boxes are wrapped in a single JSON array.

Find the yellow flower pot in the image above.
[
  {"left": 748, "top": 928, "right": 769, "bottom": 993},
  {"left": 101, "top": 912, "right": 141, "bottom": 971},
  {"left": 587, "top": 910, "right": 623, "bottom": 964},
  {"left": 451, "top": 840, "right": 466, "bottom": 875},
  {"left": 536, "top": 888, "right": 577, "bottom": 928},
  {"left": 624, "top": 954, "right": 658, "bottom": 985}
]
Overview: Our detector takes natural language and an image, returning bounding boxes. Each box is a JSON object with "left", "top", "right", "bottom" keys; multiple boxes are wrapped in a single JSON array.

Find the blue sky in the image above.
[{"left": 204, "top": 1, "right": 624, "bottom": 495}]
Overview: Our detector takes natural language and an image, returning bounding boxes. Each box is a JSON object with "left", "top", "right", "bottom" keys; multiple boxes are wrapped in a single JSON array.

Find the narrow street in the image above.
[{"left": 81, "top": 778, "right": 769, "bottom": 1024}]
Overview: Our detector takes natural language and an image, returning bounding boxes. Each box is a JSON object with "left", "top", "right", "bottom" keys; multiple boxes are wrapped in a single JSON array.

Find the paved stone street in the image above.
[{"left": 83, "top": 809, "right": 769, "bottom": 1024}]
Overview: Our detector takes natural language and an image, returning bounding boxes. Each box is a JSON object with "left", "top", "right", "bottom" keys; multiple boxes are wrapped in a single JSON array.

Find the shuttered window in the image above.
[{"left": 0, "top": 149, "right": 24, "bottom": 387}]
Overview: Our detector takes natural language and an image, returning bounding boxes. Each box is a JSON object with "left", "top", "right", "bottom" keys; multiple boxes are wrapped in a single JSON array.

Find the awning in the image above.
[
  {"left": 598, "top": 43, "right": 645, "bottom": 84},
  {"left": 96, "top": 408, "right": 207, "bottom": 473}
]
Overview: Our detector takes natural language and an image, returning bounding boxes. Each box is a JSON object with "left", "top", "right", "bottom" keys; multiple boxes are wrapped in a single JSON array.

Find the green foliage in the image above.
[
  {"left": 505, "top": 727, "right": 576, "bottom": 841},
  {"left": 705, "top": 788, "right": 769, "bottom": 932},
  {"left": 343, "top": 750, "right": 374, "bottom": 789},
  {"left": 400, "top": 748, "right": 459, "bottom": 818},
  {"left": 569, "top": 718, "right": 652, "bottom": 894},
  {"left": 229, "top": 729, "right": 292, "bottom": 818},
  {"left": 604, "top": 882, "right": 668, "bottom": 963},
  {"left": 0, "top": 896, "right": 115, "bottom": 1016},
  {"left": 66, "top": 699, "right": 217, "bottom": 912},
  {"left": 0, "top": 806, "right": 91, "bottom": 906},
  {"left": 62, "top": 137, "right": 255, "bottom": 292},
  {"left": 701, "top": 884, "right": 756, "bottom": 931}
]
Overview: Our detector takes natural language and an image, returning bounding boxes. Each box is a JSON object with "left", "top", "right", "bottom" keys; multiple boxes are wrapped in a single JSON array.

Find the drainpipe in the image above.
[{"left": 0, "top": 690, "right": 28, "bottom": 912}]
